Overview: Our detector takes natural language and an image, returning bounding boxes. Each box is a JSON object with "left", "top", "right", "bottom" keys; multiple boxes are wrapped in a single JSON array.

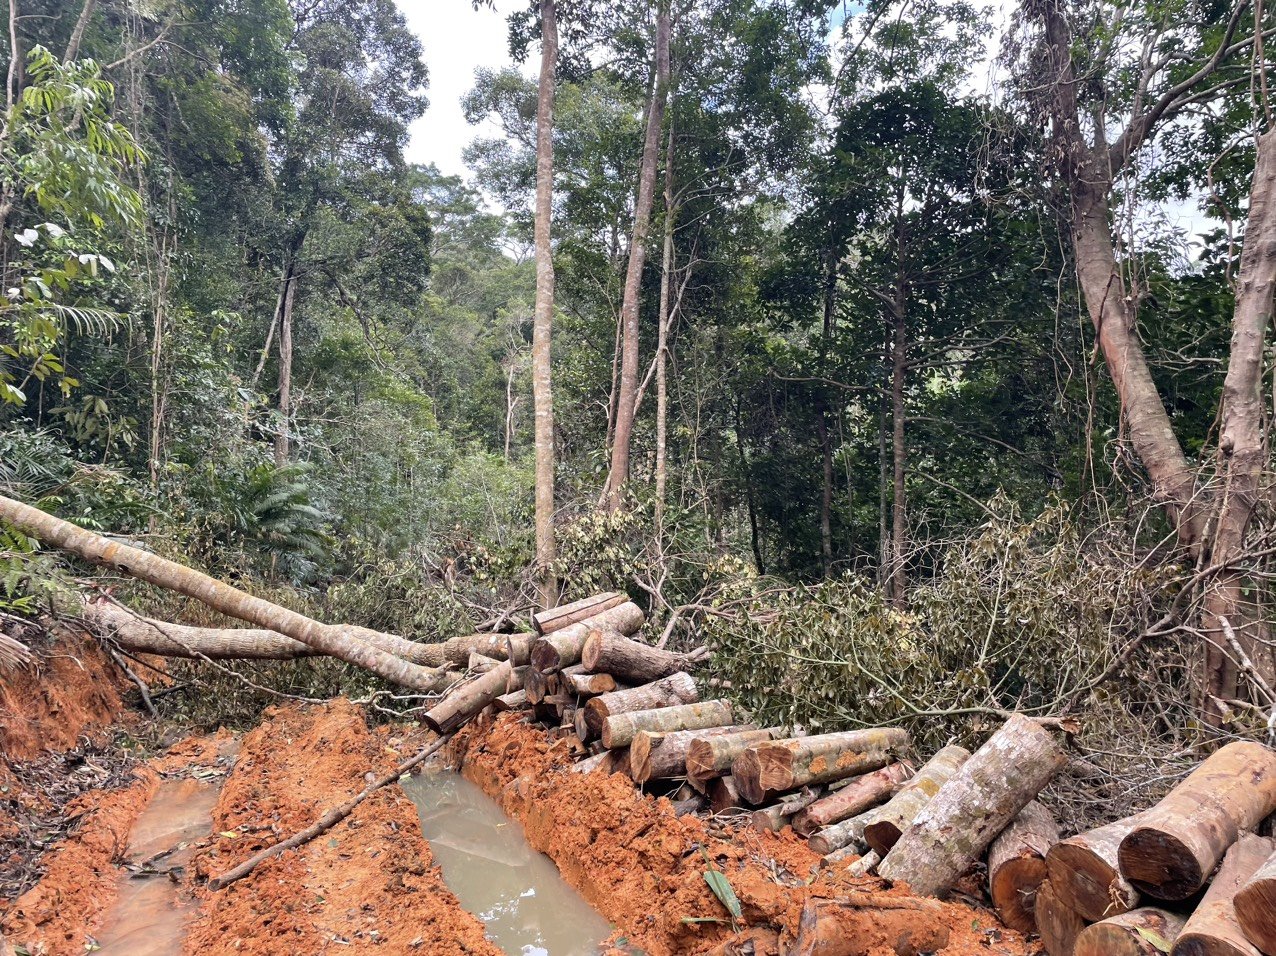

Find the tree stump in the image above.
[
  {"left": 862, "top": 745, "right": 969, "bottom": 855},
  {"left": 987, "top": 800, "right": 1060, "bottom": 935}
]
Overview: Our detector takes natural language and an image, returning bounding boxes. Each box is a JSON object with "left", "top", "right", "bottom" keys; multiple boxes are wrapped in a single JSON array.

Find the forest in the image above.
[{"left": 2, "top": 0, "right": 1276, "bottom": 954}]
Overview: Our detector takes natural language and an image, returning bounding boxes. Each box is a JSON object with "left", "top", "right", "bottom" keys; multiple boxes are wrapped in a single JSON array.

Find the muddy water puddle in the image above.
[{"left": 404, "top": 771, "right": 614, "bottom": 955}]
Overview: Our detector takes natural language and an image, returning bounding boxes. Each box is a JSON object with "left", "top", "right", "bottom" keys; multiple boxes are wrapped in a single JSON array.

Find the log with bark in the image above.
[
  {"left": 877, "top": 714, "right": 1068, "bottom": 898},
  {"left": 1046, "top": 814, "right": 1143, "bottom": 921},
  {"left": 1119, "top": 741, "right": 1276, "bottom": 900},
  {"left": 1234, "top": 842, "right": 1276, "bottom": 954},
  {"left": 601, "top": 699, "right": 734, "bottom": 749},
  {"left": 532, "top": 592, "right": 626, "bottom": 634},
  {"left": 731, "top": 729, "right": 909, "bottom": 806},
  {"left": 987, "top": 800, "right": 1060, "bottom": 935},
  {"left": 0, "top": 495, "right": 450, "bottom": 693},
  {"left": 630, "top": 725, "right": 755, "bottom": 783},
  {"left": 809, "top": 809, "right": 874, "bottom": 857},
  {"left": 792, "top": 762, "right": 912, "bottom": 836},
  {"left": 467, "top": 652, "right": 501, "bottom": 673},
  {"left": 790, "top": 894, "right": 951, "bottom": 956},
  {"left": 525, "top": 666, "right": 551, "bottom": 704},
  {"left": 750, "top": 787, "right": 821, "bottom": 833},
  {"left": 562, "top": 671, "right": 618, "bottom": 695},
  {"left": 1174, "top": 832, "right": 1273, "bottom": 956},
  {"left": 1072, "top": 908, "right": 1186, "bottom": 956},
  {"left": 423, "top": 662, "right": 525, "bottom": 734},
  {"left": 862, "top": 745, "right": 970, "bottom": 855},
  {"left": 528, "top": 601, "right": 645, "bottom": 672},
  {"left": 580, "top": 629, "right": 705, "bottom": 683},
  {"left": 494, "top": 689, "right": 527, "bottom": 712},
  {"left": 686, "top": 728, "right": 778, "bottom": 792},
  {"left": 847, "top": 850, "right": 880, "bottom": 879},
  {"left": 1036, "top": 878, "right": 1086, "bottom": 956},
  {"left": 583, "top": 672, "right": 699, "bottom": 739}
]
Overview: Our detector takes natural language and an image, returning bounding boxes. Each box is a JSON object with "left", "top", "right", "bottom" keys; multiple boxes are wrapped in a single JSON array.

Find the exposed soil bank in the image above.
[{"left": 452, "top": 712, "right": 1042, "bottom": 956}]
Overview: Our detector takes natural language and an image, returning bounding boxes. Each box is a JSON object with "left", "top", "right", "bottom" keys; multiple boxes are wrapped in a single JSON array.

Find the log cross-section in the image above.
[
  {"left": 1073, "top": 908, "right": 1186, "bottom": 956},
  {"left": 1046, "top": 814, "right": 1143, "bottom": 922},
  {"left": 686, "top": 729, "right": 779, "bottom": 793},
  {"left": 1174, "top": 831, "right": 1273, "bottom": 956},
  {"left": 1234, "top": 842, "right": 1276, "bottom": 953},
  {"left": 987, "top": 800, "right": 1060, "bottom": 935}
]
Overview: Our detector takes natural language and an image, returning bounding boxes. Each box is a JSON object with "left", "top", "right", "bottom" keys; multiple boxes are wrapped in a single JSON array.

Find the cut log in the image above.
[
  {"left": 988, "top": 800, "right": 1060, "bottom": 935},
  {"left": 572, "top": 747, "right": 631, "bottom": 775},
  {"left": 525, "top": 666, "right": 552, "bottom": 704},
  {"left": 533, "top": 591, "right": 626, "bottom": 634},
  {"left": 673, "top": 794, "right": 708, "bottom": 817},
  {"left": 580, "top": 629, "right": 702, "bottom": 683},
  {"left": 1175, "top": 833, "right": 1274, "bottom": 956},
  {"left": 750, "top": 787, "right": 821, "bottom": 833},
  {"left": 1036, "top": 878, "right": 1087, "bottom": 956},
  {"left": 424, "top": 661, "right": 525, "bottom": 734},
  {"left": 584, "top": 671, "right": 699, "bottom": 738},
  {"left": 467, "top": 651, "right": 501, "bottom": 673},
  {"left": 1046, "top": 815, "right": 1144, "bottom": 921},
  {"left": 506, "top": 634, "right": 532, "bottom": 666},
  {"left": 1235, "top": 843, "right": 1276, "bottom": 954},
  {"left": 601, "top": 699, "right": 734, "bottom": 750},
  {"left": 791, "top": 895, "right": 950, "bottom": 956},
  {"left": 877, "top": 713, "right": 1068, "bottom": 898},
  {"left": 731, "top": 729, "right": 909, "bottom": 806},
  {"left": 862, "top": 745, "right": 970, "bottom": 855},
  {"left": 574, "top": 707, "right": 591, "bottom": 741},
  {"left": 631, "top": 725, "right": 755, "bottom": 783},
  {"left": 1119, "top": 741, "right": 1276, "bottom": 900},
  {"left": 686, "top": 729, "right": 779, "bottom": 792},
  {"left": 562, "top": 671, "right": 618, "bottom": 695},
  {"left": 494, "top": 689, "right": 527, "bottom": 712},
  {"left": 809, "top": 809, "right": 873, "bottom": 856},
  {"left": 529, "top": 602, "right": 646, "bottom": 672},
  {"left": 709, "top": 776, "right": 745, "bottom": 815},
  {"left": 1073, "top": 908, "right": 1186, "bottom": 956},
  {"left": 848, "top": 850, "right": 880, "bottom": 878},
  {"left": 793, "top": 762, "right": 914, "bottom": 837}
]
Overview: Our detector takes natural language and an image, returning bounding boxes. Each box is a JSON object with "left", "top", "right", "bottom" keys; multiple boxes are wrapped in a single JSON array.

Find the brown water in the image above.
[{"left": 403, "top": 771, "right": 614, "bottom": 956}]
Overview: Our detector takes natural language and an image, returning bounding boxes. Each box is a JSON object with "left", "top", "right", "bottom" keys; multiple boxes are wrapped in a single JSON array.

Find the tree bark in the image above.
[
  {"left": 861, "top": 745, "right": 969, "bottom": 855},
  {"left": 1046, "top": 814, "right": 1143, "bottom": 921},
  {"left": 531, "top": 0, "right": 559, "bottom": 605},
  {"left": 423, "top": 661, "right": 525, "bottom": 734},
  {"left": 532, "top": 591, "right": 625, "bottom": 635},
  {"left": 750, "top": 787, "right": 821, "bottom": 833},
  {"left": 600, "top": 698, "right": 733, "bottom": 749},
  {"left": 654, "top": 122, "right": 675, "bottom": 528},
  {"left": 630, "top": 725, "right": 753, "bottom": 783},
  {"left": 582, "top": 671, "right": 698, "bottom": 738},
  {"left": 274, "top": 256, "right": 299, "bottom": 467},
  {"left": 809, "top": 809, "right": 875, "bottom": 857},
  {"left": 1119, "top": 741, "right": 1276, "bottom": 901},
  {"left": 1175, "top": 832, "right": 1273, "bottom": 956},
  {"left": 581, "top": 629, "right": 701, "bottom": 682},
  {"left": 63, "top": 0, "right": 97, "bottom": 61},
  {"left": 877, "top": 714, "right": 1068, "bottom": 898},
  {"left": 602, "top": 0, "right": 671, "bottom": 509},
  {"left": 1073, "top": 908, "right": 1186, "bottom": 956},
  {"left": 529, "top": 601, "right": 645, "bottom": 672},
  {"left": 1235, "top": 844, "right": 1276, "bottom": 953},
  {"left": 987, "top": 800, "right": 1060, "bottom": 936},
  {"left": 792, "top": 762, "right": 913, "bottom": 837},
  {"left": 1036, "top": 878, "right": 1086, "bottom": 956},
  {"left": 888, "top": 254, "right": 907, "bottom": 605},
  {"left": 686, "top": 728, "right": 779, "bottom": 793},
  {"left": 732, "top": 729, "right": 909, "bottom": 806},
  {"left": 0, "top": 496, "right": 451, "bottom": 690}
]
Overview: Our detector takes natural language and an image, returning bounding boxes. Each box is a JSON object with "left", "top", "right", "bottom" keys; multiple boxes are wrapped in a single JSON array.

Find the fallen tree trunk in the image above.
[
  {"left": 0, "top": 494, "right": 451, "bottom": 692},
  {"left": 423, "top": 662, "right": 524, "bottom": 734},
  {"left": 988, "top": 800, "right": 1060, "bottom": 935},
  {"left": 1046, "top": 814, "right": 1143, "bottom": 921},
  {"left": 601, "top": 699, "right": 734, "bottom": 749},
  {"left": 1235, "top": 843, "right": 1276, "bottom": 953},
  {"left": 732, "top": 729, "right": 909, "bottom": 806},
  {"left": 877, "top": 714, "right": 1068, "bottom": 898},
  {"left": 862, "top": 745, "right": 969, "bottom": 855},
  {"left": 631, "top": 725, "right": 754, "bottom": 783},
  {"left": 790, "top": 894, "right": 950, "bottom": 956},
  {"left": 529, "top": 601, "right": 645, "bottom": 673},
  {"left": 580, "top": 629, "right": 703, "bottom": 682},
  {"left": 686, "top": 728, "right": 778, "bottom": 792},
  {"left": 583, "top": 672, "right": 699, "bottom": 738},
  {"left": 793, "top": 762, "right": 913, "bottom": 837},
  {"left": 1036, "top": 878, "right": 1086, "bottom": 956},
  {"left": 532, "top": 591, "right": 626, "bottom": 634},
  {"left": 1175, "top": 832, "right": 1273, "bottom": 956},
  {"left": 209, "top": 731, "right": 451, "bottom": 889},
  {"left": 1119, "top": 741, "right": 1276, "bottom": 900},
  {"left": 1072, "top": 908, "right": 1186, "bottom": 956}
]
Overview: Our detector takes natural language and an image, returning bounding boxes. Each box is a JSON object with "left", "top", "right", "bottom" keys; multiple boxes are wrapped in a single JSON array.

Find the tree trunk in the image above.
[
  {"left": 1073, "top": 909, "right": 1186, "bottom": 956},
  {"left": 531, "top": 0, "right": 559, "bottom": 606},
  {"left": 0, "top": 495, "right": 450, "bottom": 691},
  {"left": 877, "top": 714, "right": 1068, "bottom": 898},
  {"left": 1175, "top": 832, "right": 1273, "bottom": 956},
  {"left": 792, "top": 762, "right": 913, "bottom": 837},
  {"left": 732, "top": 729, "right": 909, "bottom": 806},
  {"left": 790, "top": 895, "right": 950, "bottom": 956},
  {"left": 582, "top": 671, "right": 698, "bottom": 738},
  {"left": 533, "top": 591, "right": 625, "bottom": 635},
  {"left": 581, "top": 629, "right": 701, "bottom": 682},
  {"left": 654, "top": 122, "right": 675, "bottom": 528},
  {"left": 274, "top": 256, "right": 299, "bottom": 467},
  {"left": 63, "top": 0, "right": 97, "bottom": 60},
  {"left": 888, "top": 297, "right": 907, "bottom": 606},
  {"left": 1046, "top": 814, "right": 1143, "bottom": 921},
  {"left": 987, "top": 800, "right": 1060, "bottom": 935},
  {"left": 600, "top": 698, "right": 733, "bottom": 749},
  {"left": 862, "top": 745, "right": 969, "bottom": 855},
  {"left": 1036, "top": 878, "right": 1086, "bottom": 956},
  {"left": 686, "top": 728, "right": 778, "bottom": 792},
  {"left": 424, "top": 661, "right": 525, "bottom": 734},
  {"left": 631, "top": 725, "right": 752, "bottom": 783},
  {"left": 602, "top": 0, "right": 671, "bottom": 509},
  {"left": 1119, "top": 741, "right": 1276, "bottom": 901},
  {"left": 808, "top": 809, "right": 874, "bottom": 857},
  {"left": 529, "top": 601, "right": 645, "bottom": 672},
  {"left": 1235, "top": 844, "right": 1276, "bottom": 953}
]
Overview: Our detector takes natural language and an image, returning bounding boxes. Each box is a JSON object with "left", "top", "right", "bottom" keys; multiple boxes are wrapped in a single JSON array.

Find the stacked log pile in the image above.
[{"left": 421, "top": 592, "right": 1276, "bottom": 954}]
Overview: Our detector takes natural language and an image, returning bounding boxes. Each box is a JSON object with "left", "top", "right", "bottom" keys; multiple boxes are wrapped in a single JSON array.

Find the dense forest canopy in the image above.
[{"left": 1, "top": 0, "right": 1275, "bottom": 753}]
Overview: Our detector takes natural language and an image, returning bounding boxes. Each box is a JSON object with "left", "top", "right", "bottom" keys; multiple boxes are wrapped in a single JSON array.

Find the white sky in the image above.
[{"left": 401, "top": 0, "right": 522, "bottom": 177}]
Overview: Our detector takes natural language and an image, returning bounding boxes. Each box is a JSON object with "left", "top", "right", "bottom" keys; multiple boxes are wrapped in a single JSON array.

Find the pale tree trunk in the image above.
[
  {"left": 532, "top": 0, "right": 559, "bottom": 607},
  {"left": 655, "top": 122, "right": 676, "bottom": 529},
  {"left": 63, "top": 0, "right": 96, "bottom": 61},
  {"left": 602, "top": 0, "right": 671, "bottom": 509},
  {"left": 818, "top": 248, "right": 836, "bottom": 574},
  {"left": 274, "top": 257, "right": 298, "bottom": 467},
  {"left": 889, "top": 302, "right": 907, "bottom": 605}
]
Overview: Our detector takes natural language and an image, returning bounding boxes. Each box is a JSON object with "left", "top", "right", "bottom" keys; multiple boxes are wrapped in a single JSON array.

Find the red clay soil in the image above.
[
  {"left": 183, "top": 698, "right": 498, "bottom": 955},
  {"left": 452, "top": 712, "right": 1043, "bottom": 956}
]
